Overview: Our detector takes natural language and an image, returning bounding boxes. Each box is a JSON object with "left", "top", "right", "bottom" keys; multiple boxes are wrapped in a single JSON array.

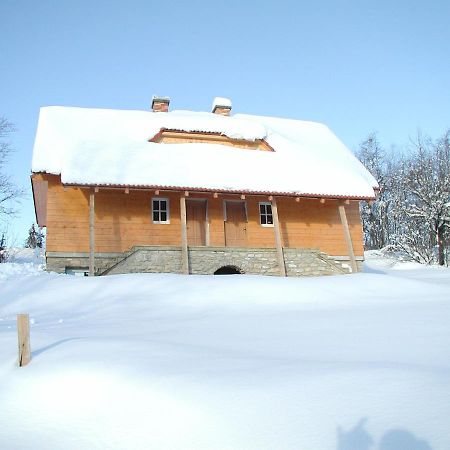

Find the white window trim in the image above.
[
  {"left": 152, "top": 197, "right": 170, "bottom": 224},
  {"left": 259, "top": 201, "right": 274, "bottom": 227}
]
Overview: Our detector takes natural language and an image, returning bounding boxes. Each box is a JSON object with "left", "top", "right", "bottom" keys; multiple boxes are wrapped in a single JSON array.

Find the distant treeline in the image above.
[{"left": 356, "top": 129, "right": 450, "bottom": 265}]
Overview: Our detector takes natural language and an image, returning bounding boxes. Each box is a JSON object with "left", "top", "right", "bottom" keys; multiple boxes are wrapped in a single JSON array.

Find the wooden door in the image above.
[
  {"left": 225, "top": 202, "right": 247, "bottom": 247},
  {"left": 186, "top": 200, "right": 207, "bottom": 246}
]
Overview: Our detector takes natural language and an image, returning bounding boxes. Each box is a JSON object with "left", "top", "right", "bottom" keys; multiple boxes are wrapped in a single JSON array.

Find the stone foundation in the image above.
[{"left": 47, "top": 246, "right": 363, "bottom": 276}]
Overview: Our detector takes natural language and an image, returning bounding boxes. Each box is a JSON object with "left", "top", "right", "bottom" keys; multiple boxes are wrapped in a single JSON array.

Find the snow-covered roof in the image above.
[{"left": 31, "top": 106, "right": 378, "bottom": 199}]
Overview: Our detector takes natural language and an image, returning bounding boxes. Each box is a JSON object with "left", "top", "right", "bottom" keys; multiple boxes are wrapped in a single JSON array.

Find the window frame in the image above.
[
  {"left": 152, "top": 197, "right": 170, "bottom": 224},
  {"left": 259, "top": 201, "right": 274, "bottom": 227}
]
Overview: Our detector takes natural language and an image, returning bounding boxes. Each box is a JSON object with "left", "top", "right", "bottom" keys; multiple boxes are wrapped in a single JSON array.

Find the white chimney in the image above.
[{"left": 212, "top": 97, "right": 232, "bottom": 116}]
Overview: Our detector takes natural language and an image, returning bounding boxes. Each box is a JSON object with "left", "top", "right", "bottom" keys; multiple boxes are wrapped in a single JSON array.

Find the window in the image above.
[
  {"left": 152, "top": 198, "right": 170, "bottom": 223},
  {"left": 259, "top": 202, "right": 273, "bottom": 226}
]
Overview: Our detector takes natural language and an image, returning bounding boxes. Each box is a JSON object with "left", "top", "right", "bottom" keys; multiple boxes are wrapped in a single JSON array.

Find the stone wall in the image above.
[
  {"left": 46, "top": 252, "right": 124, "bottom": 275},
  {"left": 47, "top": 246, "right": 362, "bottom": 276}
]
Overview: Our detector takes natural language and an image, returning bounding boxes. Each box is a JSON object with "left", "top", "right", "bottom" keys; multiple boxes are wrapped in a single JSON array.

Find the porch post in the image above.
[
  {"left": 271, "top": 197, "right": 286, "bottom": 276},
  {"left": 89, "top": 188, "right": 95, "bottom": 276},
  {"left": 180, "top": 196, "right": 189, "bottom": 274},
  {"left": 338, "top": 203, "right": 358, "bottom": 273}
]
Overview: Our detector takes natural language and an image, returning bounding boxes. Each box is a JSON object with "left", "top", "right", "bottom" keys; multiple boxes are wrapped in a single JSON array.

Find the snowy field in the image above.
[{"left": 1, "top": 251, "right": 449, "bottom": 450}]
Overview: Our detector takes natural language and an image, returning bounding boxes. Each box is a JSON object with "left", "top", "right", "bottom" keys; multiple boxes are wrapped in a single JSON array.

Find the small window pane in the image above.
[
  {"left": 267, "top": 216, "right": 273, "bottom": 224},
  {"left": 266, "top": 205, "right": 272, "bottom": 215},
  {"left": 152, "top": 198, "right": 169, "bottom": 223},
  {"left": 261, "top": 215, "right": 267, "bottom": 224},
  {"left": 260, "top": 204, "right": 265, "bottom": 214}
]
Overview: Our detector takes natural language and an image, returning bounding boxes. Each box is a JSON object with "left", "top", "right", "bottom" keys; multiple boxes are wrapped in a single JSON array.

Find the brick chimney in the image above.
[
  {"left": 212, "top": 97, "right": 232, "bottom": 116},
  {"left": 151, "top": 96, "right": 170, "bottom": 112}
]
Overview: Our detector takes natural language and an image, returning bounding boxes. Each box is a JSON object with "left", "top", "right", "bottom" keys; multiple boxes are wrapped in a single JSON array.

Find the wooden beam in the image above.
[
  {"left": 344, "top": 199, "right": 350, "bottom": 205},
  {"left": 125, "top": 187, "right": 129, "bottom": 194},
  {"left": 184, "top": 191, "right": 190, "bottom": 197},
  {"left": 213, "top": 192, "right": 219, "bottom": 198},
  {"left": 240, "top": 194, "right": 246, "bottom": 200},
  {"left": 295, "top": 197, "right": 300, "bottom": 202},
  {"left": 320, "top": 198, "right": 326, "bottom": 204},
  {"left": 155, "top": 190, "right": 160, "bottom": 195},
  {"left": 17, "top": 314, "right": 31, "bottom": 367},
  {"left": 94, "top": 187, "right": 99, "bottom": 193},
  {"left": 338, "top": 204, "right": 358, "bottom": 273},
  {"left": 180, "top": 196, "right": 189, "bottom": 274},
  {"left": 89, "top": 189, "right": 95, "bottom": 276},
  {"left": 268, "top": 195, "right": 273, "bottom": 201},
  {"left": 271, "top": 198, "right": 286, "bottom": 276}
]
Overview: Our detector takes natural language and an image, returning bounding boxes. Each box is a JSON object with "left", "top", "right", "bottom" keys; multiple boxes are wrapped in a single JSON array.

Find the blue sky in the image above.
[{"left": 1, "top": 0, "right": 449, "bottom": 243}]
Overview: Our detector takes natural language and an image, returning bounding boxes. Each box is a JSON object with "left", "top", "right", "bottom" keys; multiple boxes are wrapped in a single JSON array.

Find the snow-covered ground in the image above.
[{"left": 1, "top": 251, "right": 449, "bottom": 449}]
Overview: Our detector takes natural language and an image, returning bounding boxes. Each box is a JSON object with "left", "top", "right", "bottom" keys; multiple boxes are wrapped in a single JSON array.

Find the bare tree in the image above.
[
  {"left": 356, "top": 130, "right": 450, "bottom": 266},
  {"left": 399, "top": 131, "right": 450, "bottom": 265},
  {"left": 0, "top": 116, "right": 23, "bottom": 219},
  {"left": 356, "top": 133, "right": 392, "bottom": 249}
]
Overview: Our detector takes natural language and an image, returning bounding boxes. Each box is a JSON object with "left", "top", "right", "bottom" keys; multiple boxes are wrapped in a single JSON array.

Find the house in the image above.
[{"left": 31, "top": 96, "right": 378, "bottom": 276}]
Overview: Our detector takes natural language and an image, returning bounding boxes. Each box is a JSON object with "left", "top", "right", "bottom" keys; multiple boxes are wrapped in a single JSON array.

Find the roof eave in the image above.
[{"left": 62, "top": 180, "right": 377, "bottom": 201}]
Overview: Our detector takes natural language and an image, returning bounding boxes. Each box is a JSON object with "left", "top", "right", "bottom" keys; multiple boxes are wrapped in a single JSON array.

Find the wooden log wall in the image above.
[{"left": 41, "top": 174, "right": 364, "bottom": 257}]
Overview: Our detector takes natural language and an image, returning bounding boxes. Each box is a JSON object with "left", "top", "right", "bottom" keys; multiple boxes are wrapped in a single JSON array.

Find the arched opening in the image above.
[{"left": 214, "top": 265, "right": 243, "bottom": 275}]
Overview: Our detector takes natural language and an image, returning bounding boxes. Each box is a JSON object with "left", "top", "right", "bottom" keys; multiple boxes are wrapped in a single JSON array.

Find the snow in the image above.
[
  {"left": 31, "top": 106, "right": 378, "bottom": 199},
  {"left": 212, "top": 96, "right": 232, "bottom": 109},
  {"left": 1, "top": 254, "right": 449, "bottom": 449},
  {"left": 0, "top": 248, "right": 45, "bottom": 281}
]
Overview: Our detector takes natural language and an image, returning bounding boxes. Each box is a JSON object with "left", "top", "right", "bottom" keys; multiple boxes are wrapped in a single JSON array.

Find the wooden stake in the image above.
[
  {"left": 271, "top": 198, "right": 286, "bottom": 276},
  {"left": 338, "top": 204, "right": 358, "bottom": 273},
  {"left": 89, "top": 188, "right": 95, "bottom": 276},
  {"left": 17, "top": 314, "right": 31, "bottom": 367},
  {"left": 180, "top": 196, "right": 189, "bottom": 274}
]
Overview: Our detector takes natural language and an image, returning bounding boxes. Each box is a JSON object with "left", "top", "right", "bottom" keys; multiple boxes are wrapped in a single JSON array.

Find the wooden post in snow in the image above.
[
  {"left": 180, "top": 196, "right": 189, "bottom": 274},
  {"left": 89, "top": 188, "right": 95, "bottom": 276},
  {"left": 338, "top": 204, "right": 358, "bottom": 273},
  {"left": 271, "top": 197, "right": 286, "bottom": 276},
  {"left": 17, "top": 314, "right": 31, "bottom": 367}
]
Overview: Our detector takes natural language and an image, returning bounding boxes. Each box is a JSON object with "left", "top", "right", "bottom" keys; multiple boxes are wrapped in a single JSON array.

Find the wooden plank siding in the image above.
[
  {"left": 152, "top": 130, "right": 273, "bottom": 151},
  {"left": 40, "top": 174, "right": 364, "bottom": 257}
]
